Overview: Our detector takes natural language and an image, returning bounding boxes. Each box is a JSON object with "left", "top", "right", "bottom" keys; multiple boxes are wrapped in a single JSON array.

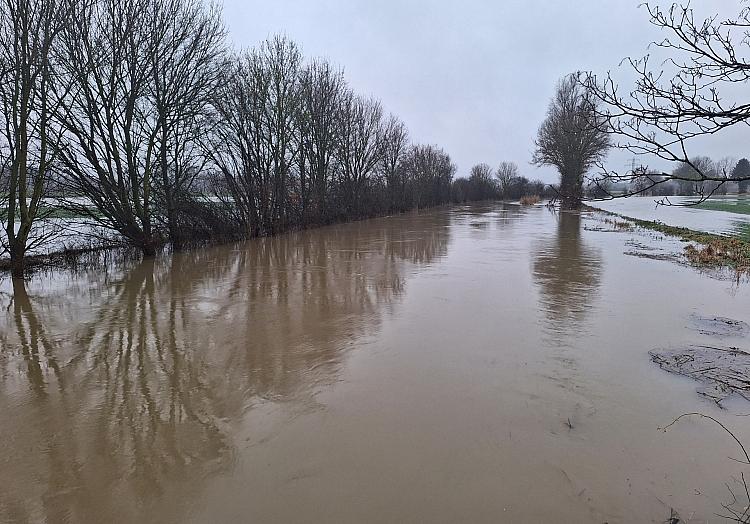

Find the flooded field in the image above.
[
  {"left": 2, "top": 202, "right": 750, "bottom": 523},
  {"left": 594, "top": 195, "right": 750, "bottom": 236}
]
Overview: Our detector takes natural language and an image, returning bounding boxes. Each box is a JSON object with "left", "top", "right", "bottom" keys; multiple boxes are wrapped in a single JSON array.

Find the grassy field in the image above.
[{"left": 696, "top": 198, "right": 750, "bottom": 215}]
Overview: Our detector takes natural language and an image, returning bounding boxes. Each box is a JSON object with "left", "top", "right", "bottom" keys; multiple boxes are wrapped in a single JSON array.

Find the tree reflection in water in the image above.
[
  {"left": 532, "top": 211, "right": 603, "bottom": 341},
  {"left": 0, "top": 211, "right": 450, "bottom": 523}
]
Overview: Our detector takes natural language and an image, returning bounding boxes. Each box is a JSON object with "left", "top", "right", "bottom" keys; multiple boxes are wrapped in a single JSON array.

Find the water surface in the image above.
[
  {"left": 593, "top": 195, "right": 750, "bottom": 236},
  {"left": 1, "top": 203, "right": 749, "bottom": 523}
]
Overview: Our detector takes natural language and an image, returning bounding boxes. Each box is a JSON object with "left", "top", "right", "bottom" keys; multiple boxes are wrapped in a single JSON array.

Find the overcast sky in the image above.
[{"left": 221, "top": 1, "right": 743, "bottom": 183}]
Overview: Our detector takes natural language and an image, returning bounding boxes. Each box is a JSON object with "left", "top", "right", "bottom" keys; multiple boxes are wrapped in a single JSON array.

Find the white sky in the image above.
[{"left": 220, "top": 1, "right": 745, "bottom": 183}]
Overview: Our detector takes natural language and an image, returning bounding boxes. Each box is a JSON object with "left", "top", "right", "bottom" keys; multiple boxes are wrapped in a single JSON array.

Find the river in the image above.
[{"left": 1, "top": 202, "right": 749, "bottom": 523}]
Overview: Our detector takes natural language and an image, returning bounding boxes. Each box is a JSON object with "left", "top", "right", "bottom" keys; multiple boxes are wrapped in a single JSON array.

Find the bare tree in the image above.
[
  {"left": 208, "top": 36, "right": 302, "bottom": 236},
  {"left": 400, "top": 144, "right": 455, "bottom": 208},
  {"left": 533, "top": 74, "right": 611, "bottom": 210},
  {"left": 380, "top": 114, "right": 409, "bottom": 212},
  {"left": 335, "top": 93, "right": 384, "bottom": 217},
  {"left": 630, "top": 171, "right": 661, "bottom": 196},
  {"left": 584, "top": 2, "right": 750, "bottom": 201},
  {"left": 673, "top": 156, "right": 720, "bottom": 197},
  {"left": 495, "top": 161, "right": 519, "bottom": 200},
  {"left": 467, "top": 163, "right": 496, "bottom": 201},
  {"left": 54, "top": 0, "right": 163, "bottom": 255},
  {"left": 0, "top": 12, "right": 464, "bottom": 273},
  {"left": 147, "top": 0, "right": 225, "bottom": 248},
  {"left": 0, "top": 0, "right": 70, "bottom": 277},
  {"left": 296, "top": 59, "right": 346, "bottom": 222}
]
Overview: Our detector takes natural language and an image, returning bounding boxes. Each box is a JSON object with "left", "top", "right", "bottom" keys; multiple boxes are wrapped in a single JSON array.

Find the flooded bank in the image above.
[
  {"left": 593, "top": 195, "right": 750, "bottom": 237},
  {"left": 1, "top": 203, "right": 749, "bottom": 523}
]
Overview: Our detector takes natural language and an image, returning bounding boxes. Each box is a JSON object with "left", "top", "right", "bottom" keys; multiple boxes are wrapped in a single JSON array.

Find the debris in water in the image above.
[
  {"left": 689, "top": 314, "right": 750, "bottom": 339},
  {"left": 649, "top": 345, "right": 750, "bottom": 404}
]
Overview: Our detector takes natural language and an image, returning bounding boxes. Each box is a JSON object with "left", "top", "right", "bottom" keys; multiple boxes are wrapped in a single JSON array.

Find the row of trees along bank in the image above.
[{"left": 0, "top": 0, "right": 468, "bottom": 278}]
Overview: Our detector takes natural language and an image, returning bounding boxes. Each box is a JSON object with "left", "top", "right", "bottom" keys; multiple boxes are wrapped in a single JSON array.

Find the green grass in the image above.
[
  {"left": 591, "top": 207, "right": 750, "bottom": 273},
  {"left": 696, "top": 199, "right": 750, "bottom": 215},
  {"left": 629, "top": 217, "right": 750, "bottom": 271}
]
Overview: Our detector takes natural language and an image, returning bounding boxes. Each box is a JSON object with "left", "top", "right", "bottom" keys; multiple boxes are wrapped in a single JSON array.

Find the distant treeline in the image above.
[
  {"left": 451, "top": 162, "right": 555, "bottom": 203},
  {"left": 1, "top": 0, "right": 509, "bottom": 277},
  {"left": 590, "top": 157, "right": 750, "bottom": 199}
]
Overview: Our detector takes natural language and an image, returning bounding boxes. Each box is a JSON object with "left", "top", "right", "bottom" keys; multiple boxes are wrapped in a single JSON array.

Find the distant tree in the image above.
[
  {"left": 629, "top": 170, "right": 664, "bottom": 196},
  {"left": 495, "top": 161, "right": 519, "bottom": 199},
  {"left": 528, "top": 179, "right": 548, "bottom": 198},
  {"left": 588, "top": 178, "right": 612, "bottom": 199},
  {"left": 450, "top": 177, "right": 471, "bottom": 203},
  {"left": 673, "top": 157, "right": 718, "bottom": 197},
  {"left": 380, "top": 115, "right": 409, "bottom": 212},
  {"left": 532, "top": 75, "right": 611, "bottom": 210},
  {"left": 509, "top": 176, "right": 530, "bottom": 199},
  {"left": 400, "top": 144, "right": 454, "bottom": 208},
  {"left": 732, "top": 158, "right": 750, "bottom": 194},
  {"left": 468, "top": 163, "right": 497, "bottom": 201},
  {"left": 652, "top": 179, "right": 677, "bottom": 197}
]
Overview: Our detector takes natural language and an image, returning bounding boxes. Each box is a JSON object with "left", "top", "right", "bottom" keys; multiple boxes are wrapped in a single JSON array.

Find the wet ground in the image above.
[
  {"left": 594, "top": 195, "right": 750, "bottom": 236},
  {"left": 1, "top": 202, "right": 749, "bottom": 523}
]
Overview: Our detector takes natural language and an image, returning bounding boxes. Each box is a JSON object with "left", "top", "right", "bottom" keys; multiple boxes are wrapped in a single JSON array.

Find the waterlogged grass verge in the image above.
[
  {"left": 590, "top": 207, "right": 750, "bottom": 274},
  {"left": 696, "top": 199, "right": 750, "bottom": 216}
]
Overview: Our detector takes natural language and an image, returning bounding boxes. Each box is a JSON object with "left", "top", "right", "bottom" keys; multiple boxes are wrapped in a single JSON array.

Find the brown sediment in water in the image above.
[{"left": 1, "top": 203, "right": 750, "bottom": 523}]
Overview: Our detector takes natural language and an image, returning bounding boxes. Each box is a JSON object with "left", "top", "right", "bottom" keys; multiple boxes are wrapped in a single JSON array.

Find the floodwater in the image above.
[
  {"left": 593, "top": 195, "right": 750, "bottom": 236},
  {"left": 1, "top": 202, "right": 750, "bottom": 523}
]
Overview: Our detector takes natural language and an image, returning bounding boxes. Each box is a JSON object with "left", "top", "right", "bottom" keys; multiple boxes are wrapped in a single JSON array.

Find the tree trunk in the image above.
[
  {"left": 167, "top": 206, "right": 184, "bottom": 250},
  {"left": 9, "top": 244, "right": 26, "bottom": 279},
  {"left": 560, "top": 171, "right": 584, "bottom": 210},
  {"left": 141, "top": 235, "right": 157, "bottom": 257},
  {"left": 560, "top": 194, "right": 582, "bottom": 210}
]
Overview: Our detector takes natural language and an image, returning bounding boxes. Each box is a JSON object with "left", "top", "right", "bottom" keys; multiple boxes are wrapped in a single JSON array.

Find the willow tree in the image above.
[{"left": 533, "top": 75, "right": 611, "bottom": 210}]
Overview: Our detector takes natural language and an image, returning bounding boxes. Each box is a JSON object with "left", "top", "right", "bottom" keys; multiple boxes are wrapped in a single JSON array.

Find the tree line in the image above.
[
  {"left": 451, "top": 162, "right": 553, "bottom": 203},
  {"left": 0, "top": 0, "right": 466, "bottom": 278},
  {"left": 625, "top": 157, "right": 750, "bottom": 198}
]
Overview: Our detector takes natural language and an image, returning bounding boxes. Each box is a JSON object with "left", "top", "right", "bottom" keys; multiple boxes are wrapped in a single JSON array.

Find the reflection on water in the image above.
[
  {"left": 0, "top": 213, "right": 450, "bottom": 523},
  {"left": 3, "top": 204, "right": 750, "bottom": 523},
  {"left": 533, "top": 211, "right": 603, "bottom": 340}
]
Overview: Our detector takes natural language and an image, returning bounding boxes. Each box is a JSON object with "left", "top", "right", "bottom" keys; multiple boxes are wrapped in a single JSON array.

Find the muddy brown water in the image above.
[{"left": 1, "top": 203, "right": 750, "bottom": 523}]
